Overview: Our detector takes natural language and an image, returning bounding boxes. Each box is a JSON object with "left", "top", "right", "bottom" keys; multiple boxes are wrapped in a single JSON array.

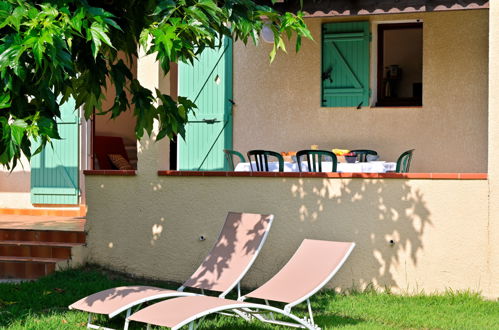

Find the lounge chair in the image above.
[
  {"left": 69, "top": 212, "right": 274, "bottom": 329},
  {"left": 127, "top": 239, "right": 355, "bottom": 330}
]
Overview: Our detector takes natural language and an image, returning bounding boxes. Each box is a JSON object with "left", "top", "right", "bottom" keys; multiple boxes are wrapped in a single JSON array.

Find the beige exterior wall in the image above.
[
  {"left": 83, "top": 174, "right": 496, "bottom": 298},
  {"left": 0, "top": 155, "right": 32, "bottom": 208},
  {"left": 96, "top": 54, "right": 138, "bottom": 146},
  {"left": 487, "top": 2, "right": 499, "bottom": 303},
  {"left": 232, "top": 10, "right": 488, "bottom": 173}
]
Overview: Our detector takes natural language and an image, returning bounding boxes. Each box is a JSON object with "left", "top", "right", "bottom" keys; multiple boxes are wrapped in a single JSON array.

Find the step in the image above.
[
  {"left": 0, "top": 230, "right": 86, "bottom": 244},
  {"left": 0, "top": 241, "right": 84, "bottom": 259},
  {"left": 0, "top": 206, "right": 86, "bottom": 217},
  {"left": 0, "top": 256, "right": 67, "bottom": 263},
  {"left": 0, "top": 256, "right": 67, "bottom": 279},
  {"left": 0, "top": 217, "right": 86, "bottom": 279},
  {"left": 0, "top": 240, "right": 83, "bottom": 247}
]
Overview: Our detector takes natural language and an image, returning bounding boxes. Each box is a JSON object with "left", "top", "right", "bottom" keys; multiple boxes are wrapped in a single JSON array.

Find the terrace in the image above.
[{"left": 80, "top": 0, "right": 498, "bottom": 301}]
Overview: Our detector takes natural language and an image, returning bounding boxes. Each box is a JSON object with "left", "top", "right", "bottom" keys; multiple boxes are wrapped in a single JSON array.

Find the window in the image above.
[{"left": 376, "top": 23, "right": 423, "bottom": 107}]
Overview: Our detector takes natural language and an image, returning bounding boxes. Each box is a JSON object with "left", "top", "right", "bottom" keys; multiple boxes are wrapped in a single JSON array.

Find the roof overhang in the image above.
[{"left": 269, "top": 0, "right": 489, "bottom": 17}]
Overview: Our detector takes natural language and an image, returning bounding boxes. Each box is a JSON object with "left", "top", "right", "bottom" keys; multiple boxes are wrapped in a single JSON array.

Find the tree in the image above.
[{"left": 0, "top": 0, "right": 310, "bottom": 168}]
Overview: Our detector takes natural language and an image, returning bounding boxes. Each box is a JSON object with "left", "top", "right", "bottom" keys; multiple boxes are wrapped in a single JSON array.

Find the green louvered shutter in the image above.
[
  {"left": 322, "top": 21, "right": 370, "bottom": 107},
  {"left": 30, "top": 98, "right": 79, "bottom": 205},
  {"left": 178, "top": 37, "right": 233, "bottom": 171}
]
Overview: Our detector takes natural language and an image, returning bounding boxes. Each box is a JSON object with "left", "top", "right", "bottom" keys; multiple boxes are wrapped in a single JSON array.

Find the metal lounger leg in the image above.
[
  {"left": 265, "top": 300, "right": 275, "bottom": 321},
  {"left": 123, "top": 308, "right": 131, "bottom": 330},
  {"left": 307, "top": 299, "right": 315, "bottom": 325}
]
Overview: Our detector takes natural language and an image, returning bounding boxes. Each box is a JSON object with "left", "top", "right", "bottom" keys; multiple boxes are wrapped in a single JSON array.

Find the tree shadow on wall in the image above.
[
  {"left": 284, "top": 177, "right": 431, "bottom": 290},
  {"left": 73, "top": 213, "right": 272, "bottom": 311}
]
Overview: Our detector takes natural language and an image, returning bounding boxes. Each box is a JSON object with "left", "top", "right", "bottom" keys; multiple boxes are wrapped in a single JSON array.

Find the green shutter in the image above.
[
  {"left": 178, "top": 37, "right": 233, "bottom": 171},
  {"left": 30, "top": 98, "right": 79, "bottom": 205},
  {"left": 322, "top": 21, "right": 370, "bottom": 107}
]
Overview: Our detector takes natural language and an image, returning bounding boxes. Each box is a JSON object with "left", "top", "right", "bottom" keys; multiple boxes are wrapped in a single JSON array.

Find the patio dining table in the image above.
[{"left": 235, "top": 161, "right": 397, "bottom": 173}]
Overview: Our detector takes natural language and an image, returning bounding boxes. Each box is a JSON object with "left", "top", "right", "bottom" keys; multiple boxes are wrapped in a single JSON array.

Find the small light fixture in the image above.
[{"left": 261, "top": 22, "right": 274, "bottom": 43}]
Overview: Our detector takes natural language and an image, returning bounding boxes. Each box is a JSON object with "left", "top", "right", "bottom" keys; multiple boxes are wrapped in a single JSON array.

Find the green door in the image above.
[
  {"left": 30, "top": 98, "right": 79, "bottom": 205},
  {"left": 178, "top": 37, "right": 233, "bottom": 171}
]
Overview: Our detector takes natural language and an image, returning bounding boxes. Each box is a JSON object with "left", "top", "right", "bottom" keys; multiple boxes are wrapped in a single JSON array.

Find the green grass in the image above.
[{"left": 0, "top": 266, "right": 497, "bottom": 329}]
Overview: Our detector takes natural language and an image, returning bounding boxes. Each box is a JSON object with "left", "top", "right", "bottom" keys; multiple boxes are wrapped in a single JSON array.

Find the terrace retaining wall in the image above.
[{"left": 82, "top": 173, "right": 496, "bottom": 298}]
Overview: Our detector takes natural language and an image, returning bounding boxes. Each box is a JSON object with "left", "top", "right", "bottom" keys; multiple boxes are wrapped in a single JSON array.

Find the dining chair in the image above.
[
  {"left": 351, "top": 149, "right": 378, "bottom": 162},
  {"left": 296, "top": 150, "right": 338, "bottom": 172},
  {"left": 396, "top": 149, "right": 415, "bottom": 173},
  {"left": 247, "top": 150, "right": 284, "bottom": 172},
  {"left": 223, "top": 149, "right": 246, "bottom": 171}
]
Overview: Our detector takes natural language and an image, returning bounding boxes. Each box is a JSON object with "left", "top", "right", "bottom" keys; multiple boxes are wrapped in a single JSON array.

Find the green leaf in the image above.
[
  {"left": 10, "top": 119, "right": 26, "bottom": 145},
  {"left": 9, "top": 6, "right": 26, "bottom": 31},
  {"left": 37, "top": 117, "right": 60, "bottom": 140},
  {"left": 0, "top": 93, "right": 11, "bottom": 109},
  {"left": 88, "top": 22, "right": 114, "bottom": 57},
  {"left": 70, "top": 8, "right": 85, "bottom": 33}
]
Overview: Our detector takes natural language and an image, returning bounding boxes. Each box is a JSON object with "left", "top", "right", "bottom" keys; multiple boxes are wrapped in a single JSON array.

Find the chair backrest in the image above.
[
  {"left": 244, "top": 239, "right": 355, "bottom": 307},
  {"left": 396, "top": 149, "right": 415, "bottom": 173},
  {"left": 223, "top": 149, "right": 246, "bottom": 171},
  {"left": 296, "top": 150, "right": 337, "bottom": 172},
  {"left": 94, "top": 136, "right": 129, "bottom": 169},
  {"left": 351, "top": 149, "right": 378, "bottom": 162},
  {"left": 247, "top": 150, "right": 284, "bottom": 172},
  {"left": 182, "top": 212, "right": 274, "bottom": 296}
]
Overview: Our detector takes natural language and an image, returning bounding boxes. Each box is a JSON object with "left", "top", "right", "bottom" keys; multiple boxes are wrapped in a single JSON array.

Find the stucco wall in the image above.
[
  {"left": 232, "top": 10, "right": 488, "bottom": 172},
  {"left": 487, "top": 1, "right": 499, "bottom": 304},
  {"left": 0, "top": 155, "right": 32, "bottom": 208},
  {"left": 95, "top": 53, "right": 138, "bottom": 146},
  {"left": 83, "top": 174, "right": 496, "bottom": 298}
]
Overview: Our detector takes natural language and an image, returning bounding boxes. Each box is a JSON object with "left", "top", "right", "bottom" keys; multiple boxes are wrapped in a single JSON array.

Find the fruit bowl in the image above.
[{"left": 345, "top": 155, "right": 357, "bottom": 163}]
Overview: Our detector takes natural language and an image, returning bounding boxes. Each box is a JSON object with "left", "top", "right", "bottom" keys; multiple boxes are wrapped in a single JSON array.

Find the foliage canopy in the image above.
[{"left": 0, "top": 0, "right": 310, "bottom": 168}]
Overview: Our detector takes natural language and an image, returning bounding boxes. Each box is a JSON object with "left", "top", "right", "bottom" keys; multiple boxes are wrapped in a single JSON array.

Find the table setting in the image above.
[{"left": 235, "top": 148, "right": 397, "bottom": 173}]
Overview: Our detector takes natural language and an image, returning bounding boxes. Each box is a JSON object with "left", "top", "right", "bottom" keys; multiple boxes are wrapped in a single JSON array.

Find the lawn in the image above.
[{"left": 0, "top": 267, "right": 497, "bottom": 329}]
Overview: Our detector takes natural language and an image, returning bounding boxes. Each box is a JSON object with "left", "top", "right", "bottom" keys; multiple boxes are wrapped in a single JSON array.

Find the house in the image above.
[{"left": 1, "top": 0, "right": 498, "bottom": 298}]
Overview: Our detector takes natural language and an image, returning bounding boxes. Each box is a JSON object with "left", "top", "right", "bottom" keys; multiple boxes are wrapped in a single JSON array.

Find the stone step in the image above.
[
  {"left": 0, "top": 206, "right": 86, "bottom": 217},
  {"left": 0, "top": 256, "right": 67, "bottom": 263},
  {"left": 0, "top": 215, "right": 86, "bottom": 279},
  {"left": 0, "top": 256, "right": 67, "bottom": 279},
  {"left": 0, "top": 230, "right": 86, "bottom": 244},
  {"left": 0, "top": 240, "right": 85, "bottom": 259},
  {"left": 0, "top": 240, "right": 83, "bottom": 247}
]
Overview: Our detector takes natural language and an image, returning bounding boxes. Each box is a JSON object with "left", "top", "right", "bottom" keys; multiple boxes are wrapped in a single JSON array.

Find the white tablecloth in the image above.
[{"left": 234, "top": 161, "right": 396, "bottom": 173}]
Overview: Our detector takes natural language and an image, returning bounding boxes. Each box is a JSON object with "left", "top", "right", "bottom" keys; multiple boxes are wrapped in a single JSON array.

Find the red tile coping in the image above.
[
  {"left": 84, "top": 170, "right": 137, "bottom": 176},
  {"left": 0, "top": 206, "right": 86, "bottom": 217},
  {"left": 157, "top": 171, "right": 487, "bottom": 180}
]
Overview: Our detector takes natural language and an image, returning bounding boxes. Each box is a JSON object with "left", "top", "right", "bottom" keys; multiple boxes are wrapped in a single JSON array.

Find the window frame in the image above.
[{"left": 376, "top": 22, "right": 423, "bottom": 107}]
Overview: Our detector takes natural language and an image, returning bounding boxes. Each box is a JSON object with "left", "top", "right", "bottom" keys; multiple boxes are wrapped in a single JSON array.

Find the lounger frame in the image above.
[
  {"left": 76, "top": 213, "right": 274, "bottom": 330},
  {"left": 126, "top": 242, "right": 355, "bottom": 330},
  {"left": 172, "top": 302, "right": 318, "bottom": 330}
]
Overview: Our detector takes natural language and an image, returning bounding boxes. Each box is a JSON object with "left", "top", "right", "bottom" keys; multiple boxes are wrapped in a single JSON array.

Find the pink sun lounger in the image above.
[
  {"left": 127, "top": 239, "right": 355, "bottom": 330},
  {"left": 69, "top": 212, "right": 274, "bottom": 329}
]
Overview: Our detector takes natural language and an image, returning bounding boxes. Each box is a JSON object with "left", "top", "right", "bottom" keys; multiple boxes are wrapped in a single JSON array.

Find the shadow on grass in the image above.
[
  {"left": 1, "top": 266, "right": 497, "bottom": 330},
  {"left": 0, "top": 265, "right": 367, "bottom": 329},
  {"left": 0, "top": 265, "right": 178, "bottom": 329}
]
